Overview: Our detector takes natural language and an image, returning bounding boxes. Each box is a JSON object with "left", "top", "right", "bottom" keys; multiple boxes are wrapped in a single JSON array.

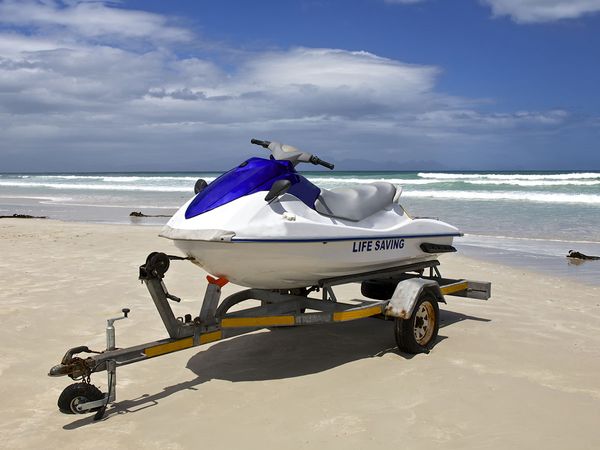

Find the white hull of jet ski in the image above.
[
  {"left": 168, "top": 237, "right": 449, "bottom": 289},
  {"left": 161, "top": 191, "right": 460, "bottom": 289}
]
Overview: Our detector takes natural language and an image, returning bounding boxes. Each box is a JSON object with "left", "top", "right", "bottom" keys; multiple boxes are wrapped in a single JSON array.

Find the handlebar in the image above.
[
  {"left": 250, "top": 138, "right": 334, "bottom": 170},
  {"left": 309, "top": 155, "right": 335, "bottom": 170},
  {"left": 251, "top": 138, "right": 271, "bottom": 148}
]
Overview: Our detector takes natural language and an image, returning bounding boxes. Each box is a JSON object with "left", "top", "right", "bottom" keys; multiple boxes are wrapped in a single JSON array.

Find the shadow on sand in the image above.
[{"left": 63, "top": 309, "right": 490, "bottom": 429}]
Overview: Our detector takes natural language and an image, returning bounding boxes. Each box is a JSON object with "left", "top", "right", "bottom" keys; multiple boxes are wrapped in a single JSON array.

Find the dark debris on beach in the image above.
[
  {"left": 129, "top": 211, "right": 171, "bottom": 218},
  {"left": 0, "top": 214, "right": 47, "bottom": 219}
]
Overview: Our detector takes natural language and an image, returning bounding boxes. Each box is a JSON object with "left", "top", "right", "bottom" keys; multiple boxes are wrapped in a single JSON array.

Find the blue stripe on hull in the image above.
[{"left": 231, "top": 233, "right": 462, "bottom": 243}]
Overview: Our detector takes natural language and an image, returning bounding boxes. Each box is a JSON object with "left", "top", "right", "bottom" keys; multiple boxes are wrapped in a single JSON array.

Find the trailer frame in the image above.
[{"left": 49, "top": 252, "right": 491, "bottom": 420}]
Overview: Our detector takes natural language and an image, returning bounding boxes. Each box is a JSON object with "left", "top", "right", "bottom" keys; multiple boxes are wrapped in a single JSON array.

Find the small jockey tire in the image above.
[
  {"left": 394, "top": 293, "right": 439, "bottom": 354},
  {"left": 58, "top": 383, "right": 104, "bottom": 414}
]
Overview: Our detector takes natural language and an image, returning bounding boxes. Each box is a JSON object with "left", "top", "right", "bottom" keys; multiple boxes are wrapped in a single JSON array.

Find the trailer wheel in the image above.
[
  {"left": 394, "top": 293, "right": 439, "bottom": 354},
  {"left": 57, "top": 383, "right": 103, "bottom": 414}
]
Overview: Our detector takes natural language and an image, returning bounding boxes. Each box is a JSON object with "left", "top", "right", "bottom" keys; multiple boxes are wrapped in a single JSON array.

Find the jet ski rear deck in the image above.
[{"left": 48, "top": 252, "right": 491, "bottom": 420}]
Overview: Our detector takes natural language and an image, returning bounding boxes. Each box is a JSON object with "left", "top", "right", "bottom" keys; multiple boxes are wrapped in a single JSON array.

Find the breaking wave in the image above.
[
  {"left": 2, "top": 172, "right": 600, "bottom": 205},
  {"left": 309, "top": 176, "right": 600, "bottom": 187},
  {"left": 0, "top": 181, "right": 195, "bottom": 192},
  {"left": 403, "top": 190, "right": 600, "bottom": 205},
  {"left": 307, "top": 177, "right": 440, "bottom": 185},
  {"left": 466, "top": 179, "right": 600, "bottom": 186},
  {"left": 417, "top": 172, "right": 600, "bottom": 180},
  {"left": 11, "top": 175, "right": 208, "bottom": 182}
]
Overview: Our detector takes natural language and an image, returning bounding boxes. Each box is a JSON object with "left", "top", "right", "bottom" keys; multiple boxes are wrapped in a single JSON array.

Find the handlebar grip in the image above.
[
  {"left": 319, "top": 160, "right": 335, "bottom": 170},
  {"left": 310, "top": 155, "right": 335, "bottom": 170},
  {"left": 251, "top": 138, "right": 271, "bottom": 148}
]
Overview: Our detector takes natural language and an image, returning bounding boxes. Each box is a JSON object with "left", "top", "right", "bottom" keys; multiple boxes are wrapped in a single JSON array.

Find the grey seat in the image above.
[{"left": 315, "top": 182, "right": 397, "bottom": 221}]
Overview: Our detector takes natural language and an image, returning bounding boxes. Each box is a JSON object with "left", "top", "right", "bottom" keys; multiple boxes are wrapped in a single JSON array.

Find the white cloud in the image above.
[
  {"left": 0, "top": 0, "right": 580, "bottom": 170},
  {"left": 0, "top": 0, "right": 192, "bottom": 42},
  {"left": 385, "top": 0, "right": 600, "bottom": 23},
  {"left": 239, "top": 49, "right": 438, "bottom": 99},
  {"left": 0, "top": 32, "right": 74, "bottom": 56},
  {"left": 413, "top": 109, "right": 569, "bottom": 129},
  {"left": 481, "top": 0, "right": 600, "bottom": 23}
]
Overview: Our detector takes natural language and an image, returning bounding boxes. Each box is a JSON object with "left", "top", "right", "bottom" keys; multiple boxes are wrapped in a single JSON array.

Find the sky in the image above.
[{"left": 0, "top": 0, "right": 599, "bottom": 172}]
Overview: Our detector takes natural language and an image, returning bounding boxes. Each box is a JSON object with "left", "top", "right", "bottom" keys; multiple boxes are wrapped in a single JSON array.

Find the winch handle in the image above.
[
  {"left": 309, "top": 155, "right": 335, "bottom": 170},
  {"left": 251, "top": 138, "right": 271, "bottom": 148}
]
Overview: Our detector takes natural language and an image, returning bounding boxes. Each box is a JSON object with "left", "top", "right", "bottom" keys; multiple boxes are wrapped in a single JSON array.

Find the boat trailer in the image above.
[{"left": 49, "top": 252, "right": 491, "bottom": 420}]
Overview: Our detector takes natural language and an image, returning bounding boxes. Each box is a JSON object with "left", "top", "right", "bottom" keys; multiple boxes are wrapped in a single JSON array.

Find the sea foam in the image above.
[
  {"left": 417, "top": 172, "right": 600, "bottom": 180},
  {"left": 403, "top": 190, "right": 600, "bottom": 204}
]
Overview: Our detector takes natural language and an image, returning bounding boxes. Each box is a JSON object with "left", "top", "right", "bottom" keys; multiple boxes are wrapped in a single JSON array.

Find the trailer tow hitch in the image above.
[
  {"left": 49, "top": 308, "right": 131, "bottom": 419},
  {"left": 49, "top": 252, "right": 192, "bottom": 420}
]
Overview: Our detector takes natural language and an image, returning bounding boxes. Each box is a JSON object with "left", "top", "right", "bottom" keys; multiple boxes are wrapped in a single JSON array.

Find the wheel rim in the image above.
[
  {"left": 69, "top": 396, "right": 88, "bottom": 414},
  {"left": 413, "top": 301, "right": 435, "bottom": 345}
]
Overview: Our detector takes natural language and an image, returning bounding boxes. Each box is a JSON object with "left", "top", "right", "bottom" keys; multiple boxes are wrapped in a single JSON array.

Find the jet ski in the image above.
[{"left": 160, "top": 139, "right": 461, "bottom": 289}]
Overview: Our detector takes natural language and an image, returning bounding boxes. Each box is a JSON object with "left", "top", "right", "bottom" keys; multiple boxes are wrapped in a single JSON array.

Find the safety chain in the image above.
[{"left": 68, "top": 357, "right": 93, "bottom": 383}]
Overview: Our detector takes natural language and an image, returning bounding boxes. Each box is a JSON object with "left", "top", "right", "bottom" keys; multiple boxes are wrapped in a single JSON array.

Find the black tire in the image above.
[
  {"left": 57, "top": 383, "right": 104, "bottom": 414},
  {"left": 361, "top": 279, "right": 398, "bottom": 300},
  {"left": 394, "top": 293, "right": 439, "bottom": 354}
]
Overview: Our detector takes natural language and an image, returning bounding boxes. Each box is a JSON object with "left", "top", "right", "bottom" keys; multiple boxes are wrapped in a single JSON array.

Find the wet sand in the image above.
[{"left": 0, "top": 219, "right": 599, "bottom": 449}]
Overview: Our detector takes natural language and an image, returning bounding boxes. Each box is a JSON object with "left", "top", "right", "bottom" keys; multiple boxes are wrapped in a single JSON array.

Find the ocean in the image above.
[{"left": 2, "top": 170, "right": 600, "bottom": 285}]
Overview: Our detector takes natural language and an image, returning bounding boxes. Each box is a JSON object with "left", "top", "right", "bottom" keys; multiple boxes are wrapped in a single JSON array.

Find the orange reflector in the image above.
[{"left": 206, "top": 275, "right": 229, "bottom": 287}]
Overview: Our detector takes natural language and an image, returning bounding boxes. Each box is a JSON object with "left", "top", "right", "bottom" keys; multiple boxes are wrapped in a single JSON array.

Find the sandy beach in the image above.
[{"left": 0, "top": 218, "right": 599, "bottom": 449}]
